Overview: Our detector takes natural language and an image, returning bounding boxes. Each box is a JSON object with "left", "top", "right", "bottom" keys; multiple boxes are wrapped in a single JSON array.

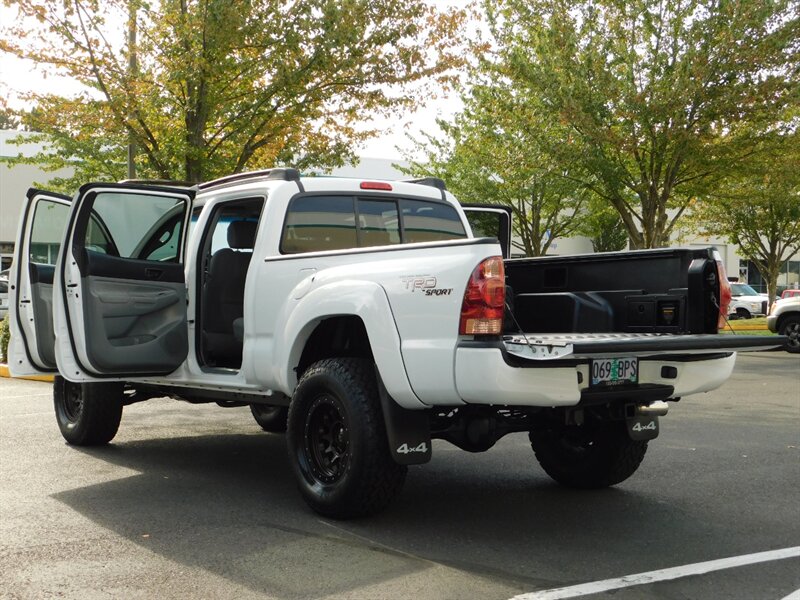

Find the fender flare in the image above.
[{"left": 274, "top": 279, "right": 426, "bottom": 409}]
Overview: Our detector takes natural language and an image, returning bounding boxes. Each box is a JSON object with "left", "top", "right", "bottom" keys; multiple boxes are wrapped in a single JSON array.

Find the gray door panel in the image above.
[
  {"left": 82, "top": 276, "right": 188, "bottom": 373},
  {"left": 31, "top": 282, "right": 57, "bottom": 368}
]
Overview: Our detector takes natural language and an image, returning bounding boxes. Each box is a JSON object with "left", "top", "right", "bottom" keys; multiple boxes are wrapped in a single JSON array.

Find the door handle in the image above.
[{"left": 145, "top": 268, "right": 163, "bottom": 280}]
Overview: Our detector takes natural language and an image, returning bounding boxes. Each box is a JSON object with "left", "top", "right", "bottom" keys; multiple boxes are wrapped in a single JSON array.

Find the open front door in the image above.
[
  {"left": 462, "top": 204, "right": 513, "bottom": 258},
  {"left": 53, "top": 183, "right": 195, "bottom": 381},
  {"left": 8, "top": 189, "right": 72, "bottom": 376}
]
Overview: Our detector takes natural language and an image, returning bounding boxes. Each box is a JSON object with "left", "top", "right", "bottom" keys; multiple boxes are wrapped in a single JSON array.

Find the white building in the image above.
[{"left": 1, "top": 128, "right": 797, "bottom": 290}]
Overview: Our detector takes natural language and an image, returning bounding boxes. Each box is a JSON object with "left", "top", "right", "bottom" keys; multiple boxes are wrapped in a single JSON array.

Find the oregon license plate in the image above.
[{"left": 591, "top": 357, "right": 638, "bottom": 386}]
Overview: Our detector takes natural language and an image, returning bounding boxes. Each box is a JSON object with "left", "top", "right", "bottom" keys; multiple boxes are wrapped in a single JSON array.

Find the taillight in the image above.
[
  {"left": 713, "top": 251, "right": 732, "bottom": 330},
  {"left": 460, "top": 256, "right": 505, "bottom": 335}
]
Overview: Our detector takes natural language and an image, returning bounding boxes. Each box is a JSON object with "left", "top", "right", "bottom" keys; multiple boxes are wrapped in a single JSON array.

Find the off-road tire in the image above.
[
  {"left": 250, "top": 404, "right": 289, "bottom": 433},
  {"left": 530, "top": 421, "right": 647, "bottom": 489},
  {"left": 779, "top": 315, "right": 800, "bottom": 353},
  {"left": 287, "top": 358, "right": 407, "bottom": 519},
  {"left": 54, "top": 376, "right": 124, "bottom": 445}
]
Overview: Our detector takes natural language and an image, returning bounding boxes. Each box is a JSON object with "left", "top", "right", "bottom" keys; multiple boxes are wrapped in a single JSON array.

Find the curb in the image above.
[{"left": 0, "top": 364, "right": 55, "bottom": 383}]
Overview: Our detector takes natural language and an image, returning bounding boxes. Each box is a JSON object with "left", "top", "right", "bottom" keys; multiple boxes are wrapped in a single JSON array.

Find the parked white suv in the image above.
[
  {"left": 728, "top": 283, "right": 768, "bottom": 319},
  {"left": 767, "top": 296, "right": 800, "bottom": 353},
  {"left": 8, "top": 172, "right": 783, "bottom": 517}
]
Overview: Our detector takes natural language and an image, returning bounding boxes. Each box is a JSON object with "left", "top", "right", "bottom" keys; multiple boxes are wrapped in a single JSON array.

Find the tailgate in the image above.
[{"left": 503, "top": 333, "right": 786, "bottom": 360}]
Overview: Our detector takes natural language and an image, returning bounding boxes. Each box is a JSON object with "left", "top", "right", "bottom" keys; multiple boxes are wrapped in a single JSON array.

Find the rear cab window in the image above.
[{"left": 281, "top": 195, "right": 466, "bottom": 254}]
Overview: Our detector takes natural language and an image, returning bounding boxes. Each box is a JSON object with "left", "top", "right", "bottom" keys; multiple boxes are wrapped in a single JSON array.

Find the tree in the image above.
[
  {"left": 1, "top": 0, "right": 464, "bottom": 189},
  {"left": 482, "top": 0, "right": 800, "bottom": 248},
  {"left": 689, "top": 138, "right": 800, "bottom": 303},
  {"left": 0, "top": 101, "right": 21, "bottom": 130},
  {"left": 405, "top": 83, "right": 589, "bottom": 257},
  {"left": 579, "top": 199, "right": 629, "bottom": 253}
]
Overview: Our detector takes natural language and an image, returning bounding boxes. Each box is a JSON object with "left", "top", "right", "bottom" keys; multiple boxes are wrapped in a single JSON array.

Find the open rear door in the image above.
[
  {"left": 462, "top": 204, "right": 513, "bottom": 258},
  {"left": 8, "top": 189, "right": 72, "bottom": 376},
  {"left": 53, "top": 183, "right": 195, "bottom": 381}
]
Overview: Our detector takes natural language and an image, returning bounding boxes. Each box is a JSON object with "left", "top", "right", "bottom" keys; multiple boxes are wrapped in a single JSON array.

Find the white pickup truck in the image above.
[{"left": 8, "top": 171, "right": 784, "bottom": 518}]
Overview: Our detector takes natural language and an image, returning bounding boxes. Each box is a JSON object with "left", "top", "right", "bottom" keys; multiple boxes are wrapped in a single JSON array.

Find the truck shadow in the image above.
[{"left": 54, "top": 431, "right": 721, "bottom": 599}]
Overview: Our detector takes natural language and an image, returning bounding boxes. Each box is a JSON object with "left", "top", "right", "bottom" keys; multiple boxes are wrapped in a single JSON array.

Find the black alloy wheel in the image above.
[
  {"left": 286, "top": 357, "right": 406, "bottom": 519},
  {"left": 304, "top": 395, "right": 350, "bottom": 484}
]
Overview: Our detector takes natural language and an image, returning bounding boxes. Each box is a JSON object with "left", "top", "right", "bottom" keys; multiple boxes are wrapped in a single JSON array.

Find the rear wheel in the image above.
[
  {"left": 250, "top": 404, "right": 288, "bottom": 433},
  {"left": 530, "top": 420, "right": 647, "bottom": 488},
  {"left": 287, "top": 358, "right": 406, "bottom": 519},
  {"left": 54, "top": 376, "right": 124, "bottom": 445},
  {"left": 779, "top": 315, "right": 800, "bottom": 353}
]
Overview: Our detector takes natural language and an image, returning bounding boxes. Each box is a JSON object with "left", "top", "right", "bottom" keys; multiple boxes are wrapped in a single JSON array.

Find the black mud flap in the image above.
[
  {"left": 376, "top": 371, "right": 432, "bottom": 465},
  {"left": 626, "top": 415, "right": 660, "bottom": 440}
]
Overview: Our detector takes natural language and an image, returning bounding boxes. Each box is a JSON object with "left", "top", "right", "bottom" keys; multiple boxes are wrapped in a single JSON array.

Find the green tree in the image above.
[
  {"left": 1, "top": 0, "right": 464, "bottom": 189},
  {"left": 406, "top": 84, "right": 588, "bottom": 257},
  {"left": 689, "top": 139, "right": 800, "bottom": 303},
  {"left": 579, "top": 199, "right": 629, "bottom": 253},
  {"left": 482, "top": 0, "right": 799, "bottom": 248}
]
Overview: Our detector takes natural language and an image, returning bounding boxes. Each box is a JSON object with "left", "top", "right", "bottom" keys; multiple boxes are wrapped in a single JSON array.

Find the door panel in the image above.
[
  {"left": 82, "top": 276, "right": 187, "bottom": 372},
  {"left": 55, "top": 183, "right": 195, "bottom": 379},
  {"left": 8, "top": 190, "right": 71, "bottom": 376}
]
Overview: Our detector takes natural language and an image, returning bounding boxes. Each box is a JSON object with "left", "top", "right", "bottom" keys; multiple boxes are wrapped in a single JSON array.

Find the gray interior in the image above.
[
  {"left": 31, "top": 282, "right": 57, "bottom": 368},
  {"left": 81, "top": 276, "right": 188, "bottom": 373}
]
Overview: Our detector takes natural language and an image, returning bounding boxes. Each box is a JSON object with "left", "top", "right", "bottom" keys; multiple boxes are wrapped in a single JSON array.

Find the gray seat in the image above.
[{"left": 202, "top": 221, "right": 257, "bottom": 367}]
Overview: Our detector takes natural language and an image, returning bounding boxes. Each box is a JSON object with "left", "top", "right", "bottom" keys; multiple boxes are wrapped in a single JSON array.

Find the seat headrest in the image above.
[{"left": 227, "top": 220, "right": 257, "bottom": 249}]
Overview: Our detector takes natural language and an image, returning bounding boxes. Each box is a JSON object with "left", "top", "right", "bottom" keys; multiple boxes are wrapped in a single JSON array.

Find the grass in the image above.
[{"left": 720, "top": 316, "right": 776, "bottom": 336}]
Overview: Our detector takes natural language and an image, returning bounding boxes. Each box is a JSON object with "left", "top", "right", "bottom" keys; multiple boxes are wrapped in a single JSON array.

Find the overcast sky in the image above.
[{"left": 0, "top": 1, "right": 470, "bottom": 160}]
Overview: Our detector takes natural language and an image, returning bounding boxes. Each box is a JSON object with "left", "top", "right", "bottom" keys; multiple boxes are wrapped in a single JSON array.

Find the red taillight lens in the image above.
[
  {"left": 460, "top": 256, "right": 505, "bottom": 335},
  {"left": 715, "top": 256, "right": 732, "bottom": 330}
]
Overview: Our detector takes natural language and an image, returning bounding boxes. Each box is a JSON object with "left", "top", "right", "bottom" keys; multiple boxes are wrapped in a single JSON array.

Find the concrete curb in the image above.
[{"left": 0, "top": 364, "right": 55, "bottom": 383}]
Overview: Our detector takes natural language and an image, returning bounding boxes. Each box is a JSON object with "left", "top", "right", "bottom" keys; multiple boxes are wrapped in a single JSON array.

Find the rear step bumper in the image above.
[
  {"left": 452, "top": 334, "right": 783, "bottom": 407},
  {"left": 501, "top": 333, "right": 786, "bottom": 360}
]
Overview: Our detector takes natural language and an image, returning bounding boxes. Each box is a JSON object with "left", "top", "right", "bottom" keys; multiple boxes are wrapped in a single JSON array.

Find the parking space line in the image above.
[
  {"left": 510, "top": 546, "right": 800, "bottom": 600},
  {"left": 781, "top": 589, "right": 800, "bottom": 600}
]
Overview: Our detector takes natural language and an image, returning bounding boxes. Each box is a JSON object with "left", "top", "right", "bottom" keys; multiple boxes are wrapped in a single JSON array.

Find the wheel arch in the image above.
[{"left": 277, "top": 280, "right": 425, "bottom": 409}]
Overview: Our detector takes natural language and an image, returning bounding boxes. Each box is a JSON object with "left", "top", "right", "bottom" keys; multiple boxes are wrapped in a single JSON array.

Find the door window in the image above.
[
  {"left": 84, "top": 192, "right": 187, "bottom": 261},
  {"left": 30, "top": 199, "right": 70, "bottom": 264}
]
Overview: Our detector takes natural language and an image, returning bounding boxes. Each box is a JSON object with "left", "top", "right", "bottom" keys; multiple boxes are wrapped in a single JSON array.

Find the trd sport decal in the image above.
[{"left": 400, "top": 275, "right": 453, "bottom": 297}]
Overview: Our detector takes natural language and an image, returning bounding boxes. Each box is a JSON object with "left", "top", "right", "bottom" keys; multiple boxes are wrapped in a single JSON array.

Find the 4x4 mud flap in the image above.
[{"left": 376, "top": 370, "right": 432, "bottom": 465}]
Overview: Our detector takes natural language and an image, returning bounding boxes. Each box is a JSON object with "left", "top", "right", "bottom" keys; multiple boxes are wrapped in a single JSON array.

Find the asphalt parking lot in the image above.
[{"left": 1, "top": 351, "right": 798, "bottom": 600}]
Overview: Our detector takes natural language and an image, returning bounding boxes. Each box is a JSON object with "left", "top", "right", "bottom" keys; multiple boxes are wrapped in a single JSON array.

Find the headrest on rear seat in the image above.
[{"left": 227, "top": 220, "right": 257, "bottom": 249}]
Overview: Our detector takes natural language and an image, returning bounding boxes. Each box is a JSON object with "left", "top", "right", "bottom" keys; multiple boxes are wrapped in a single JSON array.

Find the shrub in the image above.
[{"left": 0, "top": 313, "right": 10, "bottom": 363}]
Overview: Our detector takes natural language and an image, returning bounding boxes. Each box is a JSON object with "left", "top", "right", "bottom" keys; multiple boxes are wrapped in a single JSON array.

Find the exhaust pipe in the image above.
[{"left": 636, "top": 401, "right": 669, "bottom": 417}]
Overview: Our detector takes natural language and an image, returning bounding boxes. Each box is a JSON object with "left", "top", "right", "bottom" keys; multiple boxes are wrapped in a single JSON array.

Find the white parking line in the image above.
[
  {"left": 510, "top": 546, "right": 800, "bottom": 600},
  {"left": 781, "top": 589, "right": 800, "bottom": 600}
]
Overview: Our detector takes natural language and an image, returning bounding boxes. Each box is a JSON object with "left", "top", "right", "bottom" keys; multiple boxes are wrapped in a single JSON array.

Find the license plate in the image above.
[{"left": 591, "top": 357, "right": 638, "bottom": 386}]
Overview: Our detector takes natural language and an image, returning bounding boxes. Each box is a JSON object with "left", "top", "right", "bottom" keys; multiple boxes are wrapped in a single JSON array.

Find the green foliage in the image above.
[
  {"left": 579, "top": 200, "right": 629, "bottom": 253},
  {"left": 0, "top": 314, "right": 10, "bottom": 364},
  {"left": 689, "top": 137, "right": 800, "bottom": 303},
  {"left": 404, "top": 83, "right": 589, "bottom": 257},
  {"left": 476, "top": 0, "right": 800, "bottom": 248},
  {"left": 2, "top": 0, "right": 465, "bottom": 189}
]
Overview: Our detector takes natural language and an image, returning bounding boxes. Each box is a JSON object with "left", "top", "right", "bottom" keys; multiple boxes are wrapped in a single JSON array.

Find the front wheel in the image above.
[
  {"left": 530, "top": 420, "right": 647, "bottom": 489},
  {"left": 779, "top": 315, "right": 800, "bottom": 353},
  {"left": 54, "top": 377, "right": 124, "bottom": 445},
  {"left": 287, "top": 358, "right": 407, "bottom": 519},
  {"left": 735, "top": 308, "right": 752, "bottom": 319}
]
